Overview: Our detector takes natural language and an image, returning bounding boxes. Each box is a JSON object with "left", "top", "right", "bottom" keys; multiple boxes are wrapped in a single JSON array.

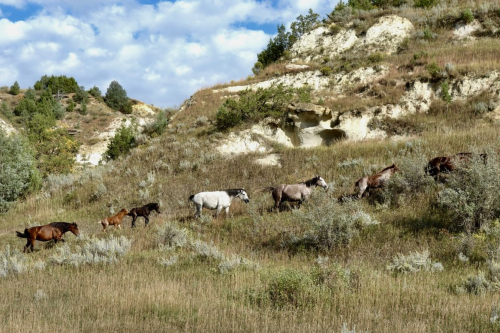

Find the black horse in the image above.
[{"left": 128, "top": 203, "right": 161, "bottom": 227}]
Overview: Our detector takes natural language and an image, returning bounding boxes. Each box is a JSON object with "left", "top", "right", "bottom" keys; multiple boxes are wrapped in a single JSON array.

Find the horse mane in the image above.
[
  {"left": 304, "top": 176, "right": 320, "bottom": 187},
  {"left": 380, "top": 164, "right": 396, "bottom": 172},
  {"left": 49, "top": 222, "right": 75, "bottom": 232},
  {"left": 225, "top": 189, "right": 244, "bottom": 196}
]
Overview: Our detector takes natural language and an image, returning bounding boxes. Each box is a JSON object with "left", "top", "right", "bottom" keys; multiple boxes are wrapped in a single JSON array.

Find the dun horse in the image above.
[
  {"left": 263, "top": 175, "right": 328, "bottom": 212},
  {"left": 355, "top": 164, "right": 400, "bottom": 198},
  {"left": 128, "top": 203, "right": 161, "bottom": 227},
  {"left": 189, "top": 189, "right": 250, "bottom": 218},
  {"left": 425, "top": 152, "right": 487, "bottom": 180},
  {"left": 16, "top": 222, "right": 80, "bottom": 253},
  {"left": 98, "top": 208, "right": 129, "bottom": 232}
]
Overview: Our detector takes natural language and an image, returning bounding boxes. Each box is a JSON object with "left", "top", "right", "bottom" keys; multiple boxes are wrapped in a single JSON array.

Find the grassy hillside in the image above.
[{"left": 2, "top": 1, "right": 500, "bottom": 332}]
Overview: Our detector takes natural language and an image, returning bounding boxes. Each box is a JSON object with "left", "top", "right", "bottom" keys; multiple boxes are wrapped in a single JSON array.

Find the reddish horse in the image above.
[
  {"left": 425, "top": 152, "right": 487, "bottom": 180},
  {"left": 355, "top": 164, "right": 401, "bottom": 198},
  {"left": 98, "top": 208, "right": 129, "bottom": 232},
  {"left": 16, "top": 222, "right": 80, "bottom": 253}
]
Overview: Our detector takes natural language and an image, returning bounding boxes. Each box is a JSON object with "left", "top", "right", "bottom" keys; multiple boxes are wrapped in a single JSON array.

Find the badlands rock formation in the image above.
[
  {"left": 290, "top": 15, "right": 414, "bottom": 62},
  {"left": 212, "top": 15, "right": 499, "bottom": 156}
]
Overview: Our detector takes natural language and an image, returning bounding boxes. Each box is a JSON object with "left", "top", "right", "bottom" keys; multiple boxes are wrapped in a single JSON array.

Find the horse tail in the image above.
[
  {"left": 261, "top": 187, "right": 275, "bottom": 193},
  {"left": 16, "top": 229, "right": 28, "bottom": 238},
  {"left": 188, "top": 194, "right": 195, "bottom": 201}
]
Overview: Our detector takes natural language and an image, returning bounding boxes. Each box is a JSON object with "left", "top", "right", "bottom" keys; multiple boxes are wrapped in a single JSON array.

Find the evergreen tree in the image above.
[
  {"left": 105, "top": 80, "right": 132, "bottom": 114},
  {"left": 9, "top": 81, "right": 20, "bottom": 95}
]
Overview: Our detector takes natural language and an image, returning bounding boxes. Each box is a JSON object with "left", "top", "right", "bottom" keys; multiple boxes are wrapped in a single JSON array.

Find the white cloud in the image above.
[{"left": 0, "top": 0, "right": 338, "bottom": 106}]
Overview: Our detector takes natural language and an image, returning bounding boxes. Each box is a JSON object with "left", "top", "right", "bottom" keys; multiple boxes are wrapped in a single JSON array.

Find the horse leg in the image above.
[
  {"left": 24, "top": 240, "right": 31, "bottom": 253},
  {"left": 225, "top": 207, "right": 229, "bottom": 217},
  {"left": 215, "top": 206, "right": 223, "bottom": 217},
  {"left": 131, "top": 215, "right": 137, "bottom": 228},
  {"left": 144, "top": 215, "right": 150, "bottom": 226},
  {"left": 194, "top": 204, "right": 202, "bottom": 218}
]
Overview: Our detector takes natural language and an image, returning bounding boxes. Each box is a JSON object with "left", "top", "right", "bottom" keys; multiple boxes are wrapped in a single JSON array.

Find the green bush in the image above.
[
  {"left": 0, "top": 131, "right": 39, "bottom": 212},
  {"left": 265, "top": 269, "right": 316, "bottom": 308},
  {"left": 73, "top": 86, "right": 89, "bottom": 104},
  {"left": 105, "top": 80, "right": 131, "bottom": 113},
  {"left": 441, "top": 81, "right": 452, "bottom": 103},
  {"left": 437, "top": 152, "right": 500, "bottom": 231},
  {"left": 214, "top": 84, "right": 311, "bottom": 131},
  {"left": 426, "top": 62, "right": 442, "bottom": 79},
  {"left": 34, "top": 75, "right": 79, "bottom": 93},
  {"left": 146, "top": 109, "right": 170, "bottom": 136},
  {"left": 320, "top": 66, "right": 332, "bottom": 76},
  {"left": 0, "top": 101, "right": 13, "bottom": 118},
  {"left": 105, "top": 123, "right": 137, "bottom": 160},
  {"left": 368, "top": 52, "right": 385, "bottom": 63},
  {"left": 9, "top": 81, "right": 20, "bottom": 95},
  {"left": 461, "top": 8, "right": 474, "bottom": 24},
  {"left": 88, "top": 86, "right": 102, "bottom": 99},
  {"left": 414, "top": 0, "right": 438, "bottom": 8}
]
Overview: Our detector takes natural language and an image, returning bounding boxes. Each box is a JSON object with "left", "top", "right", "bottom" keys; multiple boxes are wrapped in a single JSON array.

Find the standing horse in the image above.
[
  {"left": 262, "top": 175, "right": 328, "bottom": 212},
  {"left": 189, "top": 189, "right": 250, "bottom": 218},
  {"left": 425, "top": 152, "right": 487, "bottom": 180},
  {"left": 98, "top": 208, "right": 129, "bottom": 232},
  {"left": 355, "top": 164, "right": 400, "bottom": 198},
  {"left": 128, "top": 203, "right": 161, "bottom": 228},
  {"left": 16, "top": 222, "right": 80, "bottom": 253}
]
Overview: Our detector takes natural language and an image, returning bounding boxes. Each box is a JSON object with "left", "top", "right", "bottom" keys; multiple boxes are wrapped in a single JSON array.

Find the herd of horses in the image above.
[{"left": 15, "top": 152, "right": 483, "bottom": 253}]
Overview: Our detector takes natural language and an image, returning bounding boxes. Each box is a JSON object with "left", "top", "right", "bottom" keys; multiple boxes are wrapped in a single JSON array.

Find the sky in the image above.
[{"left": 0, "top": 0, "right": 338, "bottom": 108}]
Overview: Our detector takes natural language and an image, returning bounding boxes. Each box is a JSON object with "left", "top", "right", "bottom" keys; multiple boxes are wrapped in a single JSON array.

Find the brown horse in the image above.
[
  {"left": 262, "top": 175, "right": 328, "bottom": 212},
  {"left": 98, "top": 208, "right": 129, "bottom": 232},
  {"left": 128, "top": 203, "right": 160, "bottom": 228},
  {"left": 16, "top": 222, "right": 80, "bottom": 253},
  {"left": 425, "top": 152, "right": 487, "bottom": 180},
  {"left": 355, "top": 164, "right": 400, "bottom": 198}
]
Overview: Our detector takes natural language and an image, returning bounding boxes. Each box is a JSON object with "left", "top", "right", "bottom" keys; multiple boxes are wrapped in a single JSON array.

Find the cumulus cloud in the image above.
[{"left": 0, "top": 0, "right": 337, "bottom": 106}]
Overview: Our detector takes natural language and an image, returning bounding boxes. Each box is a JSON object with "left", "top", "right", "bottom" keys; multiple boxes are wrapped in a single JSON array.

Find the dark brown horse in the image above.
[
  {"left": 98, "top": 208, "right": 129, "bottom": 232},
  {"left": 128, "top": 203, "right": 161, "bottom": 227},
  {"left": 262, "top": 176, "right": 328, "bottom": 212},
  {"left": 425, "top": 152, "right": 488, "bottom": 180},
  {"left": 355, "top": 164, "right": 400, "bottom": 198},
  {"left": 16, "top": 222, "right": 80, "bottom": 253}
]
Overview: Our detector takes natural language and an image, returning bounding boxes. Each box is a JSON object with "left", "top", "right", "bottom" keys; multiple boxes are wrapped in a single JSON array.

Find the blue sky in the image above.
[{"left": 0, "top": 0, "right": 338, "bottom": 107}]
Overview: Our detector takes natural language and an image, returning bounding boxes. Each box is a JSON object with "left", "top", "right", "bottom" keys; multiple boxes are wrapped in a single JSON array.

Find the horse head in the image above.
[
  {"left": 70, "top": 222, "right": 80, "bottom": 237},
  {"left": 237, "top": 189, "right": 250, "bottom": 204},
  {"left": 392, "top": 164, "right": 401, "bottom": 173},
  {"left": 314, "top": 175, "right": 328, "bottom": 190}
]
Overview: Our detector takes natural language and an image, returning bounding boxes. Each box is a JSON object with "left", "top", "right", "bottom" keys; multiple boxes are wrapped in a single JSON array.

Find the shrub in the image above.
[
  {"left": 414, "top": 0, "right": 438, "bottom": 8},
  {"left": 105, "top": 80, "right": 131, "bottom": 113},
  {"left": 461, "top": 8, "right": 474, "bottom": 24},
  {"left": 387, "top": 249, "right": 443, "bottom": 274},
  {"left": 320, "top": 67, "right": 332, "bottom": 76},
  {"left": 289, "top": 193, "right": 376, "bottom": 250},
  {"left": 426, "top": 62, "right": 442, "bottom": 79},
  {"left": 88, "top": 86, "right": 102, "bottom": 99},
  {"left": 146, "top": 109, "right": 170, "bottom": 136},
  {"left": 9, "top": 81, "right": 20, "bottom": 95},
  {"left": 105, "top": 123, "right": 137, "bottom": 160},
  {"left": 384, "top": 142, "right": 435, "bottom": 206},
  {"left": 49, "top": 236, "right": 132, "bottom": 266},
  {"left": 73, "top": 85, "right": 89, "bottom": 104},
  {"left": 0, "top": 131, "right": 39, "bottom": 212},
  {"left": 34, "top": 75, "right": 79, "bottom": 93},
  {"left": 367, "top": 52, "right": 385, "bottom": 63},
  {"left": 0, "top": 245, "right": 28, "bottom": 278},
  {"left": 252, "top": 61, "right": 264, "bottom": 75},
  {"left": 265, "top": 269, "right": 316, "bottom": 308},
  {"left": 156, "top": 223, "right": 188, "bottom": 250},
  {"left": 215, "top": 84, "right": 311, "bottom": 131},
  {"left": 440, "top": 81, "right": 452, "bottom": 103},
  {"left": 437, "top": 152, "right": 500, "bottom": 231},
  {"left": 0, "top": 101, "right": 13, "bottom": 118}
]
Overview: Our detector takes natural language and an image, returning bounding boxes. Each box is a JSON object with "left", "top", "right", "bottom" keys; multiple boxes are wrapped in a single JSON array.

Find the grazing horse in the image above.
[
  {"left": 128, "top": 203, "right": 161, "bottom": 228},
  {"left": 262, "top": 175, "right": 328, "bottom": 212},
  {"left": 98, "top": 208, "right": 129, "bottom": 232},
  {"left": 16, "top": 222, "right": 80, "bottom": 253},
  {"left": 425, "top": 152, "right": 487, "bottom": 180},
  {"left": 189, "top": 189, "right": 250, "bottom": 218},
  {"left": 355, "top": 164, "right": 400, "bottom": 198}
]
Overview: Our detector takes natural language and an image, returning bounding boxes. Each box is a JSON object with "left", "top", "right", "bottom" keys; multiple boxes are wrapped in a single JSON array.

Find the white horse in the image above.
[{"left": 188, "top": 188, "right": 250, "bottom": 218}]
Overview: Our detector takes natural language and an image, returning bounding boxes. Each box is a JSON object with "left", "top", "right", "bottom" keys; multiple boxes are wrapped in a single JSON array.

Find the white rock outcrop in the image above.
[{"left": 290, "top": 15, "right": 414, "bottom": 61}]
